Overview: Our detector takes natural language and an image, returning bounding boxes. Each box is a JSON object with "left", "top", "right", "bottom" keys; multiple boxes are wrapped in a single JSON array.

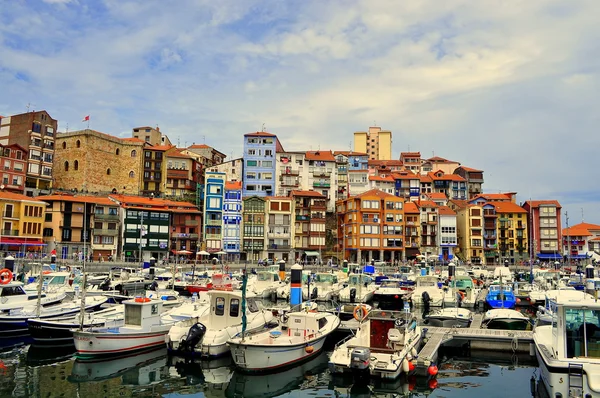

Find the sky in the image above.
[{"left": 1, "top": 0, "right": 599, "bottom": 226}]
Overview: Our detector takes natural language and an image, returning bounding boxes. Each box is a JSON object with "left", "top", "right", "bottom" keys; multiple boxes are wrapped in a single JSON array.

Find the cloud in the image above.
[{"left": 1, "top": 0, "right": 599, "bottom": 223}]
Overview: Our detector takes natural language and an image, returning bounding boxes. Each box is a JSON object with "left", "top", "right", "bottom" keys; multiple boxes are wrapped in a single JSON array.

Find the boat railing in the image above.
[{"left": 334, "top": 332, "right": 355, "bottom": 350}]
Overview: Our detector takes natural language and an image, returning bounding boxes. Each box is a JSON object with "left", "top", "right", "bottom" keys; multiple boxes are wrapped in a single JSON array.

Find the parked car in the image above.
[{"left": 258, "top": 258, "right": 274, "bottom": 266}]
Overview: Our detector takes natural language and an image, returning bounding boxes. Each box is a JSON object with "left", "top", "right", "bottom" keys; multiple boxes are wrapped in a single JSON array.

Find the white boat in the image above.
[
  {"left": 249, "top": 270, "right": 284, "bottom": 299},
  {"left": 0, "top": 280, "right": 66, "bottom": 313},
  {"left": 166, "top": 290, "right": 276, "bottom": 358},
  {"left": 411, "top": 276, "right": 444, "bottom": 307},
  {"left": 337, "top": 274, "right": 378, "bottom": 303},
  {"left": 535, "top": 289, "right": 594, "bottom": 326},
  {"left": 328, "top": 310, "right": 421, "bottom": 379},
  {"left": 372, "top": 279, "right": 412, "bottom": 310},
  {"left": 424, "top": 307, "right": 473, "bottom": 328},
  {"left": 227, "top": 310, "right": 340, "bottom": 371},
  {"left": 73, "top": 297, "right": 174, "bottom": 358},
  {"left": 481, "top": 308, "right": 531, "bottom": 330},
  {"left": 304, "top": 272, "right": 343, "bottom": 301},
  {"left": 534, "top": 294, "right": 600, "bottom": 397},
  {"left": 448, "top": 275, "right": 481, "bottom": 308}
]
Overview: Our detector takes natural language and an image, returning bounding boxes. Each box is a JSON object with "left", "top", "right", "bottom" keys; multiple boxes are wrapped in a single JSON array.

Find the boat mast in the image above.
[
  {"left": 241, "top": 264, "right": 248, "bottom": 342},
  {"left": 79, "top": 198, "right": 88, "bottom": 330}
]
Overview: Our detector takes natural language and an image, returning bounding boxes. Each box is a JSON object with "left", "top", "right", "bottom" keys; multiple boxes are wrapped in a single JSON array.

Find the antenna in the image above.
[
  {"left": 65, "top": 123, "right": 69, "bottom": 133},
  {"left": 177, "top": 136, "right": 180, "bottom": 147},
  {"left": 203, "top": 135, "right": 206, "bottom": 144},
  {"left": 261, "top": 123, "right": 266, "bottom": 132},
  {"left": 582, "top": 207, "right": 584, "bottom": 223},
  {"left": 26, "top": 103, "right": 35, "bottom": 112}
]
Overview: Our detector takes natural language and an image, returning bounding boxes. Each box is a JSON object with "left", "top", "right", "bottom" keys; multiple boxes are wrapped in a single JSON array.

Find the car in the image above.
[{"left": 258, "top": 258, "right": 274, "bottom": 266}]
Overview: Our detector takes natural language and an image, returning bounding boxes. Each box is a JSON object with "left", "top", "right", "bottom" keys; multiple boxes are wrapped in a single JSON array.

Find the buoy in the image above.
[
  {"left": 428, "top": 378, "right": 438, "bottom": 389},
  {"left": 428, "top": 365, "right": 438, "bottom": 376},
  {"left": 394, "top": 295, "right": 399, "bottom": 299},
  {"left": 135, "top": 297, "right": 151, "bottom": 303},
  {"left": 411, "top": 347, "right": 418, "bottom": 357},
  {"left": 353, "top": 305, "right": 368, "bottom": 321},
  {"left": 516, "top": 298, "right": 521, "bottom": 304},
  {"left": 305, "top": 345, "right": 314, "bottom": 353},
  {"left": 402, "top": 358, "right": 410, "bottom": 373},
  {"left": 0, "top": 269, "right": 13, "bottom": 285},
  {"left": 408, "top": 361, "right": 415, "bottom": 372}
]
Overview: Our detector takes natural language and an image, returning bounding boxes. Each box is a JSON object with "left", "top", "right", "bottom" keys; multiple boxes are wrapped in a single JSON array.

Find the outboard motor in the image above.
[
  {"left": 179, "top": 323, "right": 207, "bottom": 353},
  {"left": 350, "top": 347, "right": 371, "bottom": 377},
  {"left": 422, "top": 291, "right": 431, "bottom": 312},
  {"left": 148, "top": 280, "right": 159, "bottom": 291},
  {"left": 350, "top": 288, "right": 357, "bottom": 303},
  {"left": 270, "top": 291, "right": 277, "bottom": 302},
  {"left": 311, "top": 287, "right": 318, "bottom": 300},
  {"left": 99, "top": 277, "right": 111, "bottom": 291}
]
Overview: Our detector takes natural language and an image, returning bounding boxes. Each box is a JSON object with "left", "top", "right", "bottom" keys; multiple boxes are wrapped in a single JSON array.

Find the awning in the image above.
[
  {"left": 568, "top": 254, "right": 590, "bottom": 260},
  {"left": 304, "top": 251, "right": 320, "bottom": 257},
  {"left": 0, "top": 238, "right": 46, "bottom": 246},
  {"left": 537, "top": 253, "right": 563, "bottom": 260}
]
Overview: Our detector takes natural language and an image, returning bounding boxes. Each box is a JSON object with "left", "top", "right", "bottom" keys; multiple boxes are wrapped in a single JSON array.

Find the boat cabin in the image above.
[
  {"left": 208, "top": 291, "right": 260, "bottom": 329},
  {"left": 256, "top": 271, "right": 280, "bottom": 283},
  {"left": 211, "top": 273, "right": 233, "bottom": 290},
  {"left": 364, "top": 311, "right": 416, "bottom": 352},
  {"left": 550, "top": 297, "right": 600, "bottom": 359},
  {"left": 451, "top": 276, "right": 475, "bottom": 291},
  {"left": 348, "top": 274, "right": 373, "bottom": 287},
  {"left": 314, "top": 273, "right": 338, "bottom": 285},
  {"left": 285, "top": 311, "right": 330, "bottom": 337},
  {"left": 123, "top": 298, "right": 164, "bottom": 329},
  {"left": 415, "top": 276, "right": 439, "bottom": 288}
]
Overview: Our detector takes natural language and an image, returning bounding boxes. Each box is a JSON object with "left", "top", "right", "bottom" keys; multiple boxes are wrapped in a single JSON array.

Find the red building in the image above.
[{"left": 523, "top": 200, "right": 563, "bottom": 261}]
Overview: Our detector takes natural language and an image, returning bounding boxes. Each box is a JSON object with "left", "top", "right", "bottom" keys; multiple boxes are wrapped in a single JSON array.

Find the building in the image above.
[
  {"left": 169, "top": 200, "right": 202, "bottom": 258},
  {"left": 0, "top": 144, "right": 28, "bottom": 194},
  {"left": 453, "top": 201, "right": 485, "bottom": 265},
  {"left": 291, "top": 190, "right": 326, "bottom": 263},
  {"left": 242, "top": 132, "right": 283, "bottom": 197},
  {"left": 418, "top": 200, "right": 439, "bottom": 258},
  {"left": 421, "top": 156, "right": 461, "bottom": 175},
  {"left": 305, "top": 150, "right": 337, "bottom": 212},
  {"left": 404, "top": 201, "right": 421, "bottom": 260},
  {"left": 353, "top": 126, "right": 392, "bottom": 161},
  {"left": 165, "top": 149, "right": 198, "bottom": 201},
  {"left": 211, "top": 158, "right": 244, "bottom": 183},
  {"left": 392, "top": 170, "right": 421, "bottom": 200},
  {"left": 203, "top": 172, "right": 226, "bottom": 253},
  {"left": 0, "top": 110, "right": 57, "bottom": 196},
  {"left": 400, "top": 152, "right": 421, "bottom": 174},
  {"left": 454, "top": 166, "right": 485, "bottom": 199},
  {"left": 223, "top": 181, "right": 242, "bottom": 261},
  {"left": 0, "top": 191, "right": 46, "bottom": 255},
  {"left": 54, "top": 130, "right": 145, "bottom": 195},
  {"left": 491, "top": 201, "right": 529, "bottom": 264},
  {"left": 185, "top": 144, "right": 226, "bottom": 168},
  {"left": 242, "top": 196, "right": 266, "bottom": 262},
  {"left": 427, "top": 170, "right": 467, "bottom": 200},
  {"left": 141, "top": 145, "right": 175, "bottom": 197},
  {"left": 522, "top": 200, "right": 563, "bottom": 262},
  {"left": 336, "top": 189, "right": 405, "bottom": 263},
  {"left": 562, "top": 223, "right": 600, "bottom": 263},
  {"left": 265, "top": 196, "right": 294, "bottom": 263},
  {"left": 438, "top": 205, "right": 457, "bottom": 262},
  {"left": 275, "top": 151, "right": 304, "bottom": 197},
  {"left": 132, "top": 126, "right": 172, "bottom": 147}
]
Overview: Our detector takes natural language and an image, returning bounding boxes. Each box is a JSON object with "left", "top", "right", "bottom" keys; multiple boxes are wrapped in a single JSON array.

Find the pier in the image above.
[{"left": 414, "top": 313, "right": 533, "bottom": 375}]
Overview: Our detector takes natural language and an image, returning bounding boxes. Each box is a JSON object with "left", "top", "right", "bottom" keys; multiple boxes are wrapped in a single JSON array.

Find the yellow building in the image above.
[
  {"left": 0, "top": 191, "right": 46, "bottom": 254},
  {"left": 353, "top": 126, "right": 392, "bottom": 161},
  {"left": 452, "top": 201, "right": 485, "bottom": 264},
  {"left": 493, "top": 201, "right": 529, "bottom": 264}
]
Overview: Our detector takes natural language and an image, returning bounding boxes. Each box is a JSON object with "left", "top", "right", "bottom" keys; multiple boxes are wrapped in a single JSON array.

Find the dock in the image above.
[{"left": 414, "top": 314, "right": 533, "bottom": 375}]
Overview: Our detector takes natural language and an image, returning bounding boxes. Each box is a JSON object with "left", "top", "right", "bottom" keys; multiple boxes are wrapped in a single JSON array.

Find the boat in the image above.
[
  {"left": 372, "top": 279, "right": 411, "bottom": 310},
  {"left": 448, "top": 275, "right": 481, "bottom": 308},
  {"left": 0, "top": 295, "right": 108, "bottom": 338},
  {"left": 485, "top": 284, "right": 517, "bottom": 309},
  {"left": 481, "top": 308, "right": 531, "bottom": 330},
  {"left": 424, "top": 307, "right": 473, "bottom": 328},
  {"left": 28, "top": 305, "right": 125, "bottom": 346},
  {"left": 0, "top": 280, "right": 66, "bottom": 313},
  {"left": 535, "top": 289, "right": 594, "bottom": 327},
  {"left": 534, "top": 294, "right": 600, "bottom": 397},
  {"left": 249, "top": 270, "right": 284, "bottom": 299},
  {"left": 328, "top": 309, "right": 421, "bottom": 379},
  {"left": 304, "top": 272, "right": 343, "bottom": 301},
  {"left": 337, "top": 274, "right": 378, "bottom": 303},
  {"left": 186, "top": 273, "right": 234, "bottom": 296},
  {"left": 227, "top": 309, "right": 340, "bottom": 372},
  {"left": 166, "top": 290, "right": 276, "bottom": 358},
  {"left": 410, "top": 276, "right": 444, "bottom": 307},
  {"left": 72, "top": 297, "right": 174, "bottom": 358}
]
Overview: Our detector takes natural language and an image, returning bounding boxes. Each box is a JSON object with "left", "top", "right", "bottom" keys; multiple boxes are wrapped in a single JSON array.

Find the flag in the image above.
[{"left": 82, "top": 115, "right": 90, "bottom": 122}]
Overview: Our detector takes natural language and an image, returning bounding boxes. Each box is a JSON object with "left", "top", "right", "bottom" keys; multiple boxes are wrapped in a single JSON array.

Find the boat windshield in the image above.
[
  {"left": 453, "top": 279, "right": 473, "bottom": 289},
  {"left": 257, "top": 272, "right": 273, "bottom": 282},
  {"left": 489, "top": 284, "right": 513, "bottom": 292},
  {"left": 315, "top": 274, "right": 336, "bottom": 283},
  {"left": 44, "top": 275, "right": 67, "bottom": 285},
  {"left": 349, "top": 275, "right": 371, "bottom": 285},
  {"left": 564, "top": 307, "right": 600, "bottom": 358},
  {"left": 381, "top": 280, "right": 399, "bottom": 288}
]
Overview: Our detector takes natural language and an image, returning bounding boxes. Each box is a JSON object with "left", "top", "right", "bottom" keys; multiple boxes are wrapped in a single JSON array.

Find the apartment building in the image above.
[
  {"left": 242, "top": 196, "right": 266, "bottom": 262},
  {"left": 353, "top": 126, "right": 392, "bottom": 161},
  {"left": 203, "top": 172, "right": 226, "bottom": 253},
  {"left": 0, "top": 144, "right": 27, "bottom": 194},
  {"left": 454, "top": 166, "right": 485, "bottom": 199},
  {"left": 265, "top": 196, "right": 294, "bottom": 263},
  {"left": 0, "top": 191, "right": 46, "bottom": 255},
  {"left": 291, "top": 190, "right": 326, "bottom": 263},
  {"left": 523, "top": 200, "right": 563, "bottom": 261},
  {"left": 223, "top": 181, "right": 242, "bottom": 260},
  {"left": 242, "top": 131, "right": 283, "bottom": 197}
]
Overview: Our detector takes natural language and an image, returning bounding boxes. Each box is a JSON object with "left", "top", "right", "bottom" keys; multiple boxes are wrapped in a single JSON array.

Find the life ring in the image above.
[
  {"left": 353, "top": 305, "right": 369, "bottom": 321},
  {"left": 0, "top": 269, "right": 13, "bottom": 285},
  {"left": 458, "top": 291, "right": 465, "bottom": 300},
  {"left": 134, "top": 297, "right": 151, "bottom": 303}
]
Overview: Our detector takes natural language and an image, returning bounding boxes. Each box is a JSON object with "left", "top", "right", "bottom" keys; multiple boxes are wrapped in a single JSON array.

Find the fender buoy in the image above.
[
  {"left": 402, "top": 358, "right": 410, "bottom": 373},
  {"left": 459, "top": 291, "right": 465, "bottom": 300},
  {"left": 0, "top": 269, "right": 13, "bottom": 285},
  {"left": 134, "top": 297, "right": 151, "bottom": 303},
  {"left": 427, "top": 365, "right": 438, "bottom": 376},
  {"left": 305, "top": 345, "right": 314, "bottom": 353},
  {"left": 353, "top": 305, "right": 368, "bottom": 321}
]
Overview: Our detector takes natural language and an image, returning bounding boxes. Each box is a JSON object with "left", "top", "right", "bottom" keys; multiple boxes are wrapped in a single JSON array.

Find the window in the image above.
[
  {"left": 230, "top": 298, "right": 240, "bottom": 317},
  {"left": 107, "top": 168, "right": 111, "bottom": 175},
  {"left": 129, "top": 171, "right": 135, "bottom": 178},
  {"left": 145, "top": 151, "right": 151, "bottom": 158},
  {"left": 74, "top": 160, "right": 78, "bottom": 171},
  {"left": 131, "top": 150, "right": 137, "bottom": 157},
  {"left": 76, "top": 140, "right": 81, "bottom": 148},
  {"left": 246, "top": 160, "right": 257, "bottom": 167},
  {"left": 215, "top": 297, "right": 225, "bottom": 316},
  {"left": 64, "top": 161, "right": 69, "bottom": 171},
  {"left": 62, "top": 142, "right": 66, "bottom": 149},
  {"left": 116, "top": 148, "right": 120, "bottom": 155}
]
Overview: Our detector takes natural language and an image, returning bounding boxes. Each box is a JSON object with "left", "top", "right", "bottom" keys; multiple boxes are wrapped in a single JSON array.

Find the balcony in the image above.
[
  {"left": 167, "top": 169, "right": 189, "bottom": 178},
  {"left": 296, "top": 215, "right": 310, "bottom": 221},
  {"left": 205, "top": 219, "right": 222, "bottom": 226},
  {"left": 312, "top": 200, "right": 327, "bottom": 208},
  {"left": 268, "top": 244, "right": 291, "bottom": 250},
  {"left": 205, "top": 233, "right": 221, "bottom": 240},
  {"left": 1, "top": 230, "right": 19, "bottom": 236},
  {"left": 483, "top": 210, "right": 497, "bottom": 217},
  {"left": 313, "top": 181, "right": 331, "bottom": 188},
  {"left": 94, "top": 213, "right": 119, "bottom": 221},
  {"left": 499, "top": 223, "right": 509, "bottom": 230},
  {"left": 516, "top": 224, "right": 525, "bottom": 230},
  {"left": 312, "top": 170, "right": 331, "bottom": 178},
  {"left": 281, "top": 179, "right": 299, "bottom": 187},
  {"left": 282, "top": 168, "right": 299, "bottom": 176},
  {"left": 484, "top": 252, "right": 496, "bottom": 258},
  {"left": 483, "top": 234, "right": 496, "bottom": 239},
  {"left": 173, "top": 233, "right": 199, "bottom": 239},
  {"left": 93, "top": 229, "right": 119, "bottom": 236},
  {"left": 267, "top": 232, "right": 290, "bottom": 238},
  {"left": 311, "top": 214, "right": 326, "bottom": 220}
]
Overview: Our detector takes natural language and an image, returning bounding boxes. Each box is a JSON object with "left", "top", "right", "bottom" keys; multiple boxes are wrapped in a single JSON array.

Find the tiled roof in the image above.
[
  {"left": 167, "top": 150, "right": 193, "bottom": 159},
  {"left": 472, "top": 193, "right": 513, "bottom": 201},
  {"left": 563, "top": 222, "right": 600, "bottom": 237},
  {"left": 0, "top": 191, "right": 46, "bottom": 202},
  {"left": 426, "top": 192, "right": 448, "bottom": 200},
  {"left": 147, "top": 145, "right": 175, "bottom": 151},
  {"left": 391, "top": 171, "right": 418, "bottom": 179},
  {"left": 401, "top": 152, "right": 421, "bottom": 157},
  {"left": 418, "top": 200, "right": 439, "bottom": 208},
  {"left": 427, "top": 156, "right": 454, "bottom": 163},
  {"left": 369, "top": 175, "right": 395, "bottom": 182},
  {"left": 492, "top": 202, "right": 527, "bottom": 213},
  {"left": 438, "top": 206, "right": 456, "bottom": 216},
  {"left": 419, "top": 175, "right": 432, "bottom": 182},
  {"left": 333, "top": 151, "right": 368, "bottom": 156},
  {"left": 305, "top": 150, "right": 336, "bottom": 162},
  {"left": 457, "top": 166, "right": 483, "bottom": 172},
  {"left": 449, "top": 199, "right": 469, "bottom": 209},
  {"left": 290, "top": 190, "right": 325, "bottom": 198},
  {"left": 37, "top": 194, "right": 114, "bottom": 205},
  {"left": 225, "top": 181, "right": 242, "bottom": 190},
  {"left": 427, "top": 171, "right": 466, "bottom": 182},
  {"left": 122, "top": 137, "right": 146, "bottom": 143},
  {"left": 188, "top": 144, "right": 211, "bottom": 149},
  {"left": 524, "top": 200, "right": 562, "bottom": 208},
  {"left": 404, "top": 202, "right": 420, "bottom": 213},
  {"left": 353, "top": 188, "right": 397, "bottom": 199},
  {"left": 244, "top": 131, "right": 277, "bottom": 137},
  {"left": 368, "top": 160, "right": 404, "bottom": 167}
]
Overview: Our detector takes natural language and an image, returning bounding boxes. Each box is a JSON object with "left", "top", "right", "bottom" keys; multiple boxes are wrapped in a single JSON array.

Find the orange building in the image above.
[{"left": 336, "top": 189, "right": 405, "bottom": 264}]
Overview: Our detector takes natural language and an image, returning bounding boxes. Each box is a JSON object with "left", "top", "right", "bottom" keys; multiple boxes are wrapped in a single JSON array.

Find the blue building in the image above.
[
  {"left": 203, "top": 171, "right": 226, "bottom": 253},
  {"left": 242, "top": 132, "right": 284, "bottom": 197},
  {"left": 223, "top": 181, "right": 242, "bottom": 261}
]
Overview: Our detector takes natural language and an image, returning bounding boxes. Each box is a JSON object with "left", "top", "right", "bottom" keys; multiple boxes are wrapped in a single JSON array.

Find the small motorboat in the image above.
[
  {"left": 481, "top": 308, "right": 531, "bottom": 331},
  {"left": 424, "top": 307, "right": 473, "bottom": 328},
  {"left": 485, "top": 284, "right": 517, "bottom": 309}
]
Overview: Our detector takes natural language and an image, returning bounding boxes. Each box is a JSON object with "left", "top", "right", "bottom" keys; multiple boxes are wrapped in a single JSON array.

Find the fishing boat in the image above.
[
  {"left": 485, "top": 284, "right": 517, "bottom": 309},
  {"left": 424, "top": 307, "right": 473, "bottom": 328},
  {"left": 481, "top": 308, "right": 531, "bottom": 330},
  {"left": 72, "top": 298, "right": 174, "bottom": 358},
  {"left": 304, "top": 272, "right": 343, "bottom": 301},
  {"left": 166, "top": 290, "right": 276, "bottom": 358},
  {"left": 337, "top": 274, "right": 378, "bottom": 303},
  {"left": 534, "top": 294, "right": 600, "bottom": 397},
  {"left": 328, "top": 309, "right": 421, "bottom": 379},
  {"left": 410, "top": 276, "right": 444, "bottom": 307},
  {"left": 0, "top": 280, "right": 66, "bottom": 313},
  {"left": 227, "top": 309, "right": 340, "bottom": 371},
  {"left": 249, "top": 270, "right": 284, "bottom": 299}
]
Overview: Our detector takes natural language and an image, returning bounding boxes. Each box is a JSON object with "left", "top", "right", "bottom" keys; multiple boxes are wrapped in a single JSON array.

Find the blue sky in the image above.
[{"left": 1, "top": 0, "right": 599, "bottom": 225}]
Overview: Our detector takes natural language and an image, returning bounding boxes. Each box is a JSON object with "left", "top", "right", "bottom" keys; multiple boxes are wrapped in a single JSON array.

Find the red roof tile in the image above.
[
  {"left": 225, "top": 181, "right": 242, "bottom": 190},
  {"left": 492, "top": 202, "right": 527, "bottom": 213},
  {"left": 449, "top": 199, "right": 469, "bottom": 209},
  {"left": 524, "top": 200, "right": 562, "bottom": 208},
  {"left": 290, "top": 190, "right": 325, "bottom": 198},
  {"left": 188, "top": 144, "right": 211, "bottom": 149},
  {"left": 418, "top": 200, "right": 439, "bottom": 208},
  {"left": 426, "top": 192, "right": 448, "bottom": 200},
  {"left": 457, "top": 166, "right": 483, "bottom": 172},
  {"left": 404, "top": 202, "right": 420, "bottom": 213},
  {"left": 333, "top": 151, "right": 368, "bottom": 156},
  {"left": 563, "top": 222, "right": 600, "bottom": 237},
  {"left": 0, "top": 191, "right": 45, "bottom": 202},
  {"left": 305, "top": 150, "right": 336, "bottom": 162},
  {"left": 438, "top": 206, "right": 456, "bottom": 216},
  {"left": 401, "top": 152, "right": 421, "bottom": 157},
  {"left": 352, "top": 189, "right": 397, "bottom": 199},
  {"left": 37, "top": 194, "right": 114, "bottom": 205},
  {"left": 369, "top": 175, "right": 395, "bottom": 182}
]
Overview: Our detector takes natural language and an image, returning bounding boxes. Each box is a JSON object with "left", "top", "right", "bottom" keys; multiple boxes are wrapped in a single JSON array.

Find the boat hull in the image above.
[
  {"left": 483, "top": 318, "right": 530, "bottom": 331},
  {"left": 73, "top": 328, "right": 169, "bottom": 358},
  {"left": 424, "top": 316, "right": 471, "bottom": 328},
  {"left": 229, "top": 335, "right": 327, "bottom": 372},
  {"left": 28, "top": 318, "right": 116, "bottom": 346},
  {"left": 373, "top": 293, "right": 409, "bottom": 311}
]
